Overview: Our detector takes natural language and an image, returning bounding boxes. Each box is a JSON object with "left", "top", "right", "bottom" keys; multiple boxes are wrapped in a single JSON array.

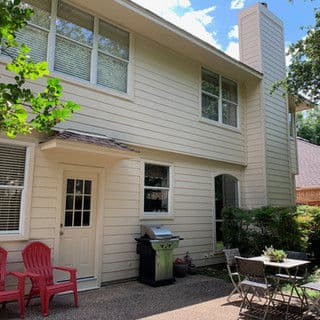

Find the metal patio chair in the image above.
[
  {"left": 274, "top": 251, "right": 309, "bottom": 304},
  {"left": 22, "top": 241, "right": 79, "bottom": 317},
  {"left": 236, "top": 256, "right": 276, "bottom": 320},
  {"left": 301, "top": 281, "right": 320, "bottom": 318},
  {"left": 223, "top": 248, "right": 242, "bottom": 301},
  {"left": 0, "top": 247, "right": 26, "bottom": 319}
]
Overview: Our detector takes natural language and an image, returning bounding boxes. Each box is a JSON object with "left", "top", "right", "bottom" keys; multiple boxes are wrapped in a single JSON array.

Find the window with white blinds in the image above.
[
  {"left": 1, "top": 0, "right": 130, "bottom": 94},
  {"left": 2, "top": 0, "right": 50, "bottom": 62},
  {"left": 0, "top": 143, "right": 27, "bottom": 233}
]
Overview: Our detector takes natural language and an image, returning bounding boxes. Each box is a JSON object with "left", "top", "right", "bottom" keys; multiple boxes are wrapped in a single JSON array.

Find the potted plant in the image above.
[{"left": 263, "top": 246, "right": 287, "bottom": 262}]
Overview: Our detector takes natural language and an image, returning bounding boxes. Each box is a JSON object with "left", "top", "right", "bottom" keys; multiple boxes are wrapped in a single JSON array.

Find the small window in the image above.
[
  {"left": 144, "top": 163, "right": 171, "bottom": 213},
  {"left": 201, "top": 68, "right": 238, "bottom": 128},
  {"left": 0, "top": 143, "right": 27, "bottom": 233}
]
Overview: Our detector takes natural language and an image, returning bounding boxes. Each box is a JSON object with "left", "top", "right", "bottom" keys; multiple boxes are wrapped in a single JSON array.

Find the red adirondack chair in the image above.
[
  {"left": 0, "top": 247, "right": 26, "bottom": 318},
  {"left": 22, "top": 241, "right": 78, "bottom": 317}
]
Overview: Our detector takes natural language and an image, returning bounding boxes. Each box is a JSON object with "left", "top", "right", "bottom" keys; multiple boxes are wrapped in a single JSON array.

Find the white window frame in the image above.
[
  {"left": 213, "top": 173, "right": 241, "bottom": 253},
  {"left": 141, "top": 160, "right": 174, "bottom": 220},
  {"left": 200, "top": 67, "right": 240, "bottom": 130},
  {"left": 1, "top": 0, "right": 133, "bottom": 99},
  {"left": 0, "top": 138, "right": 35, "bottom": 241}
]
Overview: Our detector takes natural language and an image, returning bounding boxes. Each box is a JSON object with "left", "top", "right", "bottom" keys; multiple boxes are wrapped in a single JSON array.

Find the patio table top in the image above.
[{"left": 249, "top": 255, "right": 310, "bottom": 269}]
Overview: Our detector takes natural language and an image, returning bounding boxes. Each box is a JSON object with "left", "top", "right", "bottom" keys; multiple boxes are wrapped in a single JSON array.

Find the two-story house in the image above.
[{"left": 0, "top": 0, "right": 298, "bottom": 290}]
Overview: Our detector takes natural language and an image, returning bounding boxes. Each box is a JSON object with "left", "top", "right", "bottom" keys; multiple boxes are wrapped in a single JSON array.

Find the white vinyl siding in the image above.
[
  {"left": 201, "top": 68, "right": 238, "bottom": 128},
  {"left": 0, "top": 143, "right": 27, "bottom": 233},
  {"left": 239, "top": 4, "right": 293, "bottom": 207},
  {"left": 1, "top": 0, "right": 130, "bottom": 94}
]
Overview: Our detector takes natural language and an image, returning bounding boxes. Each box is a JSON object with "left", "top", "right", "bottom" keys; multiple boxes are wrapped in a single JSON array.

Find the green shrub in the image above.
[{"left": 221, "top": 206, "right": 320, "bottom": 257}]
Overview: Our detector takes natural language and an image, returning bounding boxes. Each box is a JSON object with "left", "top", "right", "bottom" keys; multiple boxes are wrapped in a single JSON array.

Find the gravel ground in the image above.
[
  {"left": 0, "top": 275, "right": 240, "bottom": 320},
  {"left": 0, "top": 275, "right": 316, "bottom": 320}
]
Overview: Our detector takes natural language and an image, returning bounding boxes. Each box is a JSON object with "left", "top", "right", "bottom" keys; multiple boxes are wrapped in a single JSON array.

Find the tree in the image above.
[
  {"left": 272, "top": 1, "right": 320, "bottom": 105},
  {"left": 296, "top": 107, "right": 320, "bottom": 145},
  {"left": 0, "top": 0, "right": 79, "bottom": 138}
]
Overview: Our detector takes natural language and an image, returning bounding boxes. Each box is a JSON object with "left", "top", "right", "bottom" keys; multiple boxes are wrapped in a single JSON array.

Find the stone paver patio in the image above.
[{"left": 0, "top": 275, "right": 317, "bottom": 320}]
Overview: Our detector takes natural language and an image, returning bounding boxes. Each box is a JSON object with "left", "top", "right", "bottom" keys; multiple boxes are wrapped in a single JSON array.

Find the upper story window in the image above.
[
  {"left": 1, "top": 0, "right": 130, "bottom": 94},
  {"left": 0, "top": 143, "right": 27, "bottom": 234},
  {"left": 201, "top": 68, "right": 238, "bottom": 128},
  {"left": 144, "top": 163, "right": 171, "bottom": 214}
]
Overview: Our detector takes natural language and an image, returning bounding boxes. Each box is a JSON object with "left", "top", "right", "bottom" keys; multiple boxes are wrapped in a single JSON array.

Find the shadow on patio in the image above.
[{"left": 0, "top": 275, "right": 317, "bottom": 320}]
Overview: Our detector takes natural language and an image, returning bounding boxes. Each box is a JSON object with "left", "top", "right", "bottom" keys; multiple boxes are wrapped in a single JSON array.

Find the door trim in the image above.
[{"left": 55, "top": 164, "right": 106, "bottom": 289}]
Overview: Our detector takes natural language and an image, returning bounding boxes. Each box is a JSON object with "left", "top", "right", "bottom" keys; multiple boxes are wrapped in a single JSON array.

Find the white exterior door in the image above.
[{"left": 59, "top": 172, "right": 97, "bottom": 280}]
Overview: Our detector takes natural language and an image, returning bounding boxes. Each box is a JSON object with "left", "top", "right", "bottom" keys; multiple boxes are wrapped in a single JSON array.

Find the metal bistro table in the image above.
[{"left": 249, "top": 255, "right": 310, "bottom": 318}]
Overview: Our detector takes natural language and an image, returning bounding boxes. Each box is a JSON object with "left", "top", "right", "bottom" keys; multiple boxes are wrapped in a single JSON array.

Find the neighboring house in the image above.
[
  {"left": 296, "top": 138, "right": 320, "bottom": 206},
  {"left": 0, "top": 1, "right": 299, "bottom": 289}
]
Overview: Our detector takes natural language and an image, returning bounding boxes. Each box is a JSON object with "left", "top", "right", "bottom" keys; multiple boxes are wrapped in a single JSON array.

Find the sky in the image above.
[{"left": 130, "top": 0, "right": 318, "bottom": 61}]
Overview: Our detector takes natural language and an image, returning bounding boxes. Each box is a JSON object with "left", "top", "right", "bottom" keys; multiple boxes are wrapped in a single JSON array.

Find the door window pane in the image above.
[
  {"left": 74, "top": 211, "right": 82, "bottom": 226},
  {"left": 84, "top": 180, "right": 91, "bottom": 194},
  {"left": 65, "top": 195, "right": 74, "bottom": 210},
  {"left": 67, "top": 179, "right": 74, "bottom": 193},
  {"left": 75, "top": 180, "right": 83, "bottom": 194},
  {"left": 65, "top": 212, "right": 73, "bottom": 227},
  {"left": 83, "top": 211, "right": 90, "bottom": 226},
  {"left": 84, "top": 196, "right": 91, "bottom": 210}
]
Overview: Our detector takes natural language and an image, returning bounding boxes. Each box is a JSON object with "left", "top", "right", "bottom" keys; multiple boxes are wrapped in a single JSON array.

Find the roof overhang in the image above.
[
  {"left": 69, "top": 0, "right": 262, "bottom": 83},
  {"left": 288, "top": 94, "right": 315, "bottom": 112},
  {"left": 40, "top": 130, "right": 139, "bottom": 160}
]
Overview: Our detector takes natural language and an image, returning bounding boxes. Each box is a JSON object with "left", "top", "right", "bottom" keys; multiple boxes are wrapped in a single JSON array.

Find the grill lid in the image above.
[{"left": 141, "top": 225, "right": 173, "bottom": 240}]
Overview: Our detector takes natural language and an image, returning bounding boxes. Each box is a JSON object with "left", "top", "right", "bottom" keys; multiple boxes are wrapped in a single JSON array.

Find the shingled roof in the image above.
[
  {"left": 42, "top": 130, "right": 137, "bottom": 153},
  {"left": 296, "top": 138, "right": 320, "bottom": 188}
]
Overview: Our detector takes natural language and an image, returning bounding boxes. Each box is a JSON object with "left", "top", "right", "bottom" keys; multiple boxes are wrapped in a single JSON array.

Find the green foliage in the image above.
[
  {"left": 222, "top": 206, "right": 320, "bottom": 257},
  {"left": 296, "top": 107, "right": 320, "bottom": 145},
  {"left": 272, "top": 2, "right": 320, "bottom": 104},
  {"left": 263, "top": 246, "right": 287, "bottom": 262},
  {"left": 0, "top": 0, "right": 80, "bottom": 138}
]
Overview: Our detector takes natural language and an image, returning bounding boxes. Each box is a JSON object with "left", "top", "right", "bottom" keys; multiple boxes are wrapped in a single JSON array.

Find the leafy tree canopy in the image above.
[
  {"left": 273, "top": 0, "right": 320, "bottom": 105},
  {"left": 297, "top": 107, "right": 320, "bottom": 145},
  {"left": 0, "top": 0, "right": 79, "bottom": 138}
]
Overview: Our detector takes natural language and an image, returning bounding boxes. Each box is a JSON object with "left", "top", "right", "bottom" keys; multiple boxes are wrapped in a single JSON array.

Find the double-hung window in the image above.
[
  {"left": 0, "top": 143, "right": 27, "bottom": 234},
  {"left": 144, "top": 163, "right": 171, "bottom": 214},
  {"left": 201, "top": 68, "right": 238, "bottom": 128},
  {"left": 1, "top": 0, "right": 130, "bottom": 94}
]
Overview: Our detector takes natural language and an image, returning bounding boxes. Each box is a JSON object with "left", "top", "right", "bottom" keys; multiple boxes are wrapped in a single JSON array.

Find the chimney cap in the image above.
[{"left": 260, "top": 2, "right": 268, "bottom": 8}]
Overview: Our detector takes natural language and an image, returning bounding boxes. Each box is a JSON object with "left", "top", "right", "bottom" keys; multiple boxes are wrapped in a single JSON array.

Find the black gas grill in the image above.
[{"left": 135, "top": 225, "right": 181, "bottom": 286}]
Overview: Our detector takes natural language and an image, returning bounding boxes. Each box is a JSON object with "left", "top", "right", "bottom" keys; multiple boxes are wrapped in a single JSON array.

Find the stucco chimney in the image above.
[{"left": 239, "top": 3, "right": 294, "bottom": 207}]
